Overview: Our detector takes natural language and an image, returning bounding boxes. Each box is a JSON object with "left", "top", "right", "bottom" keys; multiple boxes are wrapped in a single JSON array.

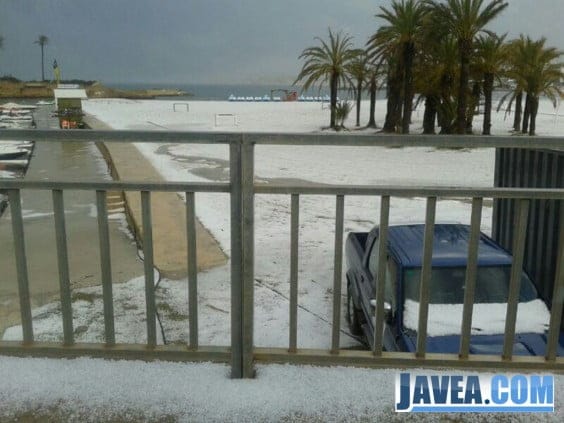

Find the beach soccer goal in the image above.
[
  {"left": 173, "top": 103, "right": 190, "bottom": 112},
  {"left": 215, "top": 113, "right": 238, "bottom": 127}
]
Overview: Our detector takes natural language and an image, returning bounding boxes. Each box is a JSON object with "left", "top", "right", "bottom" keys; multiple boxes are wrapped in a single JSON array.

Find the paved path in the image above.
[
  {"left": 0, "top": 105, "right": 145, "bottom": 334},
  {"left": 84, "top": 115, "right": 227, "bottom": 279}
]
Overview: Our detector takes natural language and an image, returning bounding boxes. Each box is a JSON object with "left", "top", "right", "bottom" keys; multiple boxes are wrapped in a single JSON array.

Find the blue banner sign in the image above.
[{"left": 395, "top": 373, "right": 554, "bottom": 413}]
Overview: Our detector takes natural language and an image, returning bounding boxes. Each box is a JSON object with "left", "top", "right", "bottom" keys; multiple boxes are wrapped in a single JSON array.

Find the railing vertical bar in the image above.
[
  {"left": 186, "top": 191, "right": 198, "bottom": 349},
  {"left": 331, "top": 194, "right": 345, "bottom": 353},
  {"left": 96, "top": 190, "right": 115, "bottom": 345},
  {"left": 8, "top": 189, "right": 33, "bottom": 344},
  {"left": 492, "top": 148, "right": 501, "bottom": 241},
  {"left": 289, "top": 194, "right": 299, "bottom": 353},
  {"left": 546, "top": 202, "right": 564, "bottom": 361},
  {"left": 416, "top": 196, "right": 436, "bottom": 358},
  {"left": 503, "top": 149, "right": 515, "bottom": 248},
  {"left": 141, "top": 191, "right": 157, "bottom": 348},
  {"left": 459, "top": 197, "right": 483, "bottom": 359},
  {"left": 526, "top": 151, "right": 539, "bottom": 269},
  {"left": 52, "top": 189, "right": 74, "bottom": 345},
  {"left": 230, "top": 141, "right": 243, "bottom": 378},
  {"left": 373, "top": 195, "right": 390, "bottom": 356},
  {"left": 535, "top": 153, "right": 549, "bottom": 285},
  {"left": 502, "top": 199, "right": 529, "bottom": 360},
  {"left": 241, "top": 137, "right": 255, "bottom": 377}
]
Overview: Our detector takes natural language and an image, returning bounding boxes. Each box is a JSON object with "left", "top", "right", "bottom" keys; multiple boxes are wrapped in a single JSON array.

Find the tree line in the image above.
[{"left": 295, "top": 0, "right": 564, "bottom": 136}]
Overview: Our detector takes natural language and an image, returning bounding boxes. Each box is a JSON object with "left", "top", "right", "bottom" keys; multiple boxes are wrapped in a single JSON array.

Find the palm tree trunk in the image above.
[
  {"left": 423, "top": 95, "right": 438, "bottom": 134},
  {"left": 383, "top": 66, "right": 401, "bottom": 132},
  {"left": 482, "top": 73, "right": 494, "bottom": 135},
  {"left": 368, "top": 76, "right": 377, "bottom": 128},
  {"left": 456, "top": 41, "right": 471, "bottom": 134},
  {"left": 529, "top": 96, "right": 539, "bottom": 136},
  {"left": 330, "top": 74, "right": 338, "bottom": 129},
  {"left": 41, "top": 45, "right": 45, "bottom": 81},
  {"left": 355, "top": 79, "right": 362, "bottom": 127},
  {"left": 522, "top": 93, "right": 531, "bottom": 134},
  {"left": 401, "top": 42, "right": 415, "bottom": 134},
  {"left": 513, "top": 91, "right": 523, "bottom": 132},
  {"left": 466, "top": 81, "right": 480, "bottom": 134}
]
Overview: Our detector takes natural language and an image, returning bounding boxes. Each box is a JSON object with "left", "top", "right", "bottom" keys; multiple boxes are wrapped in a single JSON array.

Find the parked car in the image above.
[{"left": 345, "top": 223, "right": 560, "bottom": 356}]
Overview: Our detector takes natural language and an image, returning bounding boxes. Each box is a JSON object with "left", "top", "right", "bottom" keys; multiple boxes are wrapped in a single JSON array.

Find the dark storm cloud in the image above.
[{"left": 1, "top": 1, "right": 563, "bottom": 84}]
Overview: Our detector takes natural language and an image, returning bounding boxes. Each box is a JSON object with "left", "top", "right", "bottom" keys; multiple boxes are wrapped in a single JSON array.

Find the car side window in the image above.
[{"left": 368, "top": 237, "right": 380, "bottom": 278}]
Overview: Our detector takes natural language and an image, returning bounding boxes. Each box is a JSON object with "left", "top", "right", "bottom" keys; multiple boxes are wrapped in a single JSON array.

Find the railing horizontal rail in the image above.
[
  {"left": 246, "top": 133, "right": 564, "bottom": 148},
  {"left": 0, "top": 129, "right": 238, "bottom": 144},
  {"left": 0, "top": 341, "right": 231, "bottom": 363},
  {"left": 255, "top": 184, "right": 564, "bottom": 199},
  {"left": 254, "top": 348, "right": 564, "bottom": 372},
  {"left": 0, "top": 180, "right": 230, "bottom": 192},
  {"left": 3, "top": 182, "right": 562, "bottom": 199},
  {"left": 1, "top": 129, "right": 564, "bottom": 149}
]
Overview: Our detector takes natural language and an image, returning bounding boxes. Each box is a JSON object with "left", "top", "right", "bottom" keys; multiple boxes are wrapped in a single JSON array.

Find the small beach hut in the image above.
[{"left": 53, "top": 86, "right": 88, "bottom": 128}]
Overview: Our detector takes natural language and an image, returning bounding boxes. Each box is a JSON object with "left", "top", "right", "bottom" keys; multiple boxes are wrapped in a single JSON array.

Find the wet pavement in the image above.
[{"left": 0, "top": 103, "right": 144, "bottom": 335}]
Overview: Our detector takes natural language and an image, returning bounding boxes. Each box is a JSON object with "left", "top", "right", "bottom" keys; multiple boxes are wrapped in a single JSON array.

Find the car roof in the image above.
[{"left": 385, "top": 224, "right": 513, "bottom": 267}]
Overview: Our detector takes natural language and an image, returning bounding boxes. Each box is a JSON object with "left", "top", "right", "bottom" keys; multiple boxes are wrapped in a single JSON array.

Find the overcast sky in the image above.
[{"left": 1, "top": 0, "right": 564, "bottom": 86}]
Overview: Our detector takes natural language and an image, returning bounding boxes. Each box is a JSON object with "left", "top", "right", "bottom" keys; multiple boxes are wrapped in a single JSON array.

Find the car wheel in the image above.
[{"left": 347, "top": 285, "right": 364, "bottom": 336}]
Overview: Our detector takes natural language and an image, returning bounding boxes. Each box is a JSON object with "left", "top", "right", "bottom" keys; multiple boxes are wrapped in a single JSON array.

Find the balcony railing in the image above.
[{"left": 1, "top": 129, "right": 563, "bottom": 378}]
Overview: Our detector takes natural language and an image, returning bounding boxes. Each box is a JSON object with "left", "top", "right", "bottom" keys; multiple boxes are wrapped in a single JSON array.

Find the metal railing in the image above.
[{"left": 1, "top": 129, "right": 563, "bottom": 378}]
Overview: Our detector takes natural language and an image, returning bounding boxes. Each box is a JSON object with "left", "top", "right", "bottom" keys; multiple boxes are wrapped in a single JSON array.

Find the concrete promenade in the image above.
[
  {"left": 84, "top": 115, "right": 227, "bottom": 279},
  {"left": 0, "top": 105, "right": 145, "bottom": 334}
]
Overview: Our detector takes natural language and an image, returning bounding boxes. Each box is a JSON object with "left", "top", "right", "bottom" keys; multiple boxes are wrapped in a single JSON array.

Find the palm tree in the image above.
[
  {"left": 416, "top": 17, "right": 459, "bottom": 134},
  {"left": 368, "top": 0, "right": 428, "bottom": 133},
  {"left": 512, "top": 37, "right": 563, "bottom": 135},
  {"left": 295, "top": 29, "right": 357, "bottom": 129},
  {"left": 497, "top": 35, "right": 531, "bottom": 132},
  {"left": 474, "top": 33, "right": 507, "bottom": 135},
  {"left": 427, "top": 0, "right": 508, "bottom": 134},
  {"left": 348, "top": 50, "right": 370, "bottom": 127},
  {"left": 419, "top": 38, "right": 459, "bottom": 134},
  {"left": 34, "top": 35, "right": 49, "bottom": 81}
]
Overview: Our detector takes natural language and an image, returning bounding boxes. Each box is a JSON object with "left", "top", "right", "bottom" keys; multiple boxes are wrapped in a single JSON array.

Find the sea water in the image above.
[{"left": 105, "top": 82, "right": 389, "bottom": 101}]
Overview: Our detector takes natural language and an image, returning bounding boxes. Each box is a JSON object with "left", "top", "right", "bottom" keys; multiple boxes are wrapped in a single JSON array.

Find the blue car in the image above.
[{"left": 345, "top": 223, "right": 559, "bottom": 356}]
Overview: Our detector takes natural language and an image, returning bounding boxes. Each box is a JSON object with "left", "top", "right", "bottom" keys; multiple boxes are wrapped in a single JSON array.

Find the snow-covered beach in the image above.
[{"left": 1, "top": 97, "right": 563, "bottom": 421}]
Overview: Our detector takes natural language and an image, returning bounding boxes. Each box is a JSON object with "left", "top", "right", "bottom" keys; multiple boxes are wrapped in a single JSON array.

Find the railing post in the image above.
[
  {"left": 52, "top": 189, "right": 74, "bottom": 345},
  {"left": 96, "top": 190, "right": 115, "bottom": 346},
  {"left": 289, "top": 194, "right": 299, "bottom": 353},
  {"left": 230, "top": 140, "right": 243, "bottom": 378},
  {"left": 141, "top": 191, "right": 157, "bottom": 348},
  {"left": 331, "top": 195, "right": 345, "bottom": 353},
  {"left": 546, "top": 202, "right": 564, "bottom": 361},
  {"left": 373, "top": 195, "right": 390, "bottom": 356},
  {"left": 459, "top": 197, "right": 483, "bottom": 359},
  {"left": 416, "top": 197, "right": 436, "bottom": 358},
  {"left": 241, "top": 135, "right": 255, "bottom": 377},
  {"left": 503, "top": 199, "right": 529, "bottom": 360},
  {"left": 230, "top": 135, "right": 254, "bottom": 378},
  {"left": 186, "top": 192, "right": 199, "bottom": 349},
  {"left": 8, "top": 189, "right": 33, "bottom": 344}
]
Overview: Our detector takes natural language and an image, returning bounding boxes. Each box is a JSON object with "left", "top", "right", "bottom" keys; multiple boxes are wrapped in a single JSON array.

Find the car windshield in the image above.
[{"left": 403, "top": 265, "right": 538, "bottom": 304}]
